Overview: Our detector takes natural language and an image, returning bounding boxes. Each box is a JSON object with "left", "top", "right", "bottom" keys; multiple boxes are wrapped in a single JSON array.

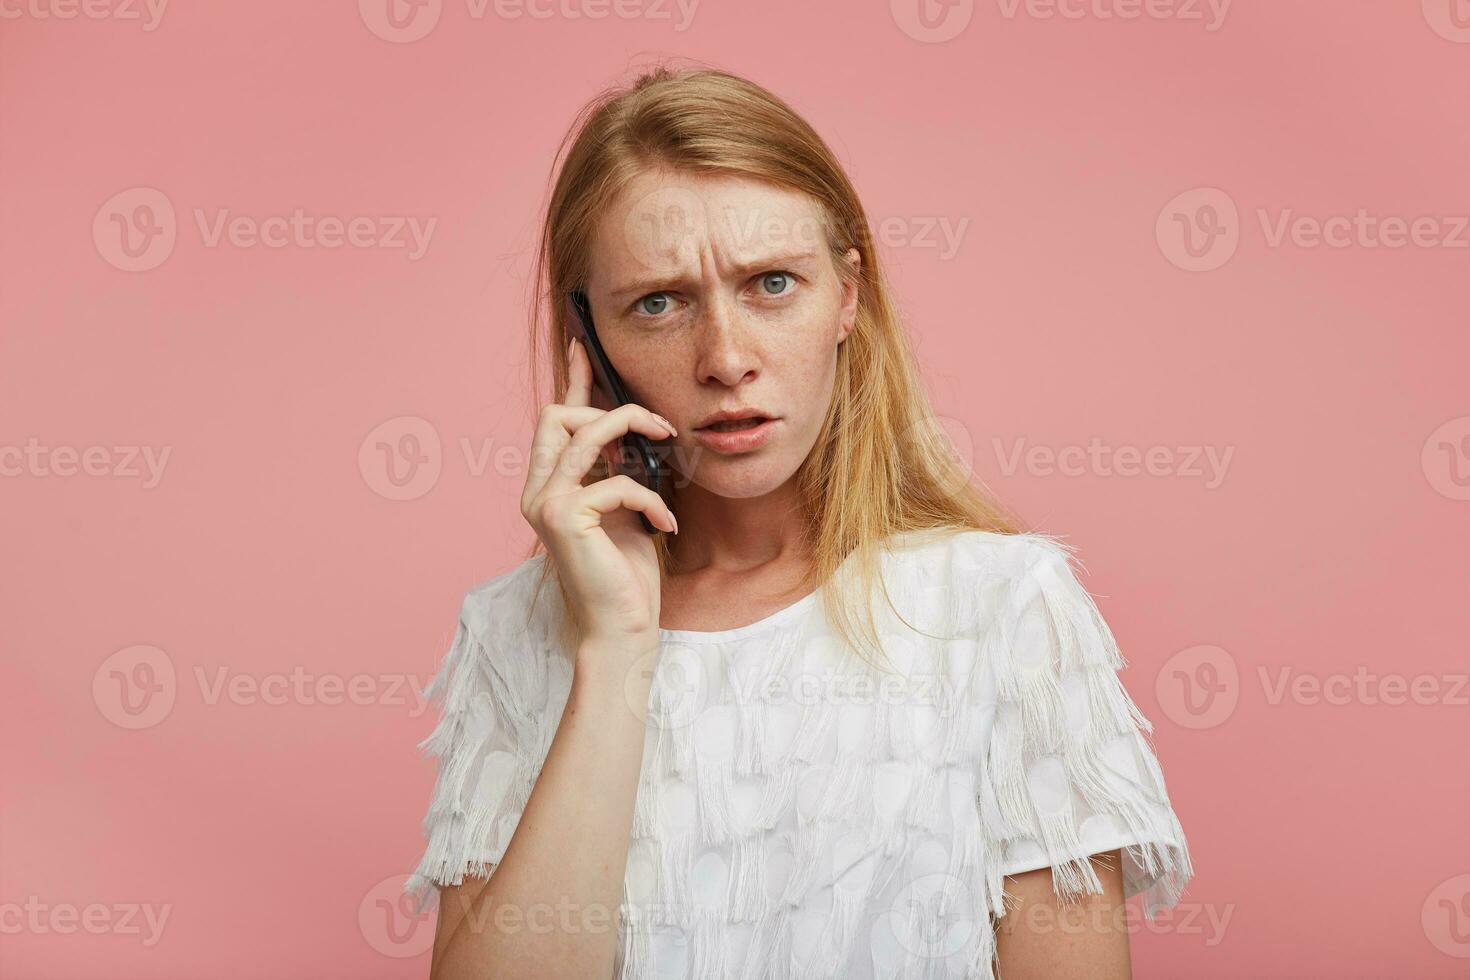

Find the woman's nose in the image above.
[{"left": 694, "top": 294, "right": 759, "bottom": 387}]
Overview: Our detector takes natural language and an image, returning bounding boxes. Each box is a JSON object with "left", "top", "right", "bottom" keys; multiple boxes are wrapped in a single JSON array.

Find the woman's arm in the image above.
[
  {"left": 994, "top": 849, "right": 1133, "bottom": 980},
  {"left": 420, "top": 329, "right": 677, "bottom": 978},
  {"left": 428, "top": 639, "right": 654, "bottom": 980}
]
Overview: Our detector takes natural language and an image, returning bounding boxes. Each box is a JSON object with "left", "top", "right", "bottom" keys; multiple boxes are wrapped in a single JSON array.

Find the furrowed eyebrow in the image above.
[{"left": 610, "top": 248, "right": 821, "bottom": 302}]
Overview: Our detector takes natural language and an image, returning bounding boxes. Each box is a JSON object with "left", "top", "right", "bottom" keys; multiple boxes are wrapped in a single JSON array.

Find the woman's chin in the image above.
[{"left": 680, "top": 460, "right": 800, "bottom": 501}]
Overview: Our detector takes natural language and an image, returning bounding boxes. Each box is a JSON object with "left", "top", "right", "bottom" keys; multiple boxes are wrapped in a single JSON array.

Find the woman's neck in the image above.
[{"left": 664, "top": 477, "right": 809, "bottom": 575}]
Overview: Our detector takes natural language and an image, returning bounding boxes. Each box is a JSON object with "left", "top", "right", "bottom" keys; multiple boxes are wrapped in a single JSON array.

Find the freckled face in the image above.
[{"left": 584, "top": 168, "right": 859, "bottom": 499}]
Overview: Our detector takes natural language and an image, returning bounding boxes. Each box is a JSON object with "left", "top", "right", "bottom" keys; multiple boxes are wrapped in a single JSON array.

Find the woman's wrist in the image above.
[
  {"left": 576, "top": 631, "right": 659, "bottom": 663},
  {"left": 573, "top": 633, "right": 660, "bottom": 691}
]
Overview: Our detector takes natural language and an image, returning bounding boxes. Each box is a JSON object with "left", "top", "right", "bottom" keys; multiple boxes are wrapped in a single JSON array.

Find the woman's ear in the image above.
[{"left": 837, "top": 247, "right": 861, "bottom": 344}]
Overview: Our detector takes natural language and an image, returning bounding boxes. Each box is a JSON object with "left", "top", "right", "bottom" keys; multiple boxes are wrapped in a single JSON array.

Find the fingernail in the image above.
[
  {"left": 568, "top": 337, "right": 576, "bottom": 361},
  {"left": 655, "top": 414, "right": 678, "bottom": 435},
  {"left": 671, "top": 513, "right": 679, "bottom": 535}
]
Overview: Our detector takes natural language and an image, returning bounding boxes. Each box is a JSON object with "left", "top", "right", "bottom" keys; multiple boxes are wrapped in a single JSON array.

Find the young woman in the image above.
[{"left": 405, "top": 65, "right": 1192, "bottom": 980}]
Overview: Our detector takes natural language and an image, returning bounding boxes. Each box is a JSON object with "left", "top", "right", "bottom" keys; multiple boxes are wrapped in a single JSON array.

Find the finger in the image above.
[
  {"left": 563, "top": 337, "right": 592, "bottom": 409},
  {"left": 523, "top": 403, "right": 595, "bottom": 505},
  {"left": 523, "top": 399, "right": 643, "bottom": 505},
  {"left": 552, "top": 474, "right": 677, "bottom": 535},
  {"left": 541, "top": 403, "right": 676, "bottom": 499},
  {"left": 526, "top": 403, "right": 610, "bottom": 488}
]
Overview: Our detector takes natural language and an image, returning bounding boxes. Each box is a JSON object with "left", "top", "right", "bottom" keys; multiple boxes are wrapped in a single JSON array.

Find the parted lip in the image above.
[{"left": 694, "top": 408, "right": 777, "bottom": 429}]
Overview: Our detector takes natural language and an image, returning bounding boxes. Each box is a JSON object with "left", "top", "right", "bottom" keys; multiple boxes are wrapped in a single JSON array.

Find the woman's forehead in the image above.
[{"left": 590, "top": 171, "right": 829, "bottom": 285}]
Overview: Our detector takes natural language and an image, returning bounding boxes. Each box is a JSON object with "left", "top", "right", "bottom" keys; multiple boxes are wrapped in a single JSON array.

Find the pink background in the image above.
[{"left": 3, "top": 1, "right": 1468, "bottom": 977}]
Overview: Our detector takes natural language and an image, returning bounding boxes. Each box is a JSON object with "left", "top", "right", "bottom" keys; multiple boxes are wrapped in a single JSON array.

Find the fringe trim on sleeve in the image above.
[
  {"left": 978, "top": 536, "right": 1193, "bottom": 926},
  {"left": 403, "top": 589, "right": 550, "bottom": 915}
]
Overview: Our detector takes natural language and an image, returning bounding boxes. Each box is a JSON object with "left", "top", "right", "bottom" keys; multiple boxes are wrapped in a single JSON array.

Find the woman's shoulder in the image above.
[
  {"left": 884, "top": 525, "right": 1082, "bottom": 578},
  {"left": 430, "top": 551, "right": 571, "bottom": 716},
  {"left": 454, "top": 550, "right": 562, "bottom": 651},
  {"left": 876, "top": 526, "right": 1100, "bottom": 635}
]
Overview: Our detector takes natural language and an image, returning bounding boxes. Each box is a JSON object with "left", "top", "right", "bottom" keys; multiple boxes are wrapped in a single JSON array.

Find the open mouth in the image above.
[
  {"left": 692, "top": 416, "right": 779, "bottom": 453},
  {"left": 699, "top": 417, "right": 769, "bottom": 432}
]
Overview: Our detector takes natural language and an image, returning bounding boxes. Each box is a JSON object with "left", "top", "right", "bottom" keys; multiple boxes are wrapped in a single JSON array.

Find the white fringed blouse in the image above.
[{"left": 406, "top": 527, "right": 1193, "bottom": 979}]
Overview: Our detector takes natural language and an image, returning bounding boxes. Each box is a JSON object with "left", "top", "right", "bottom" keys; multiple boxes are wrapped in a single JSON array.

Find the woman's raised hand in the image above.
[{"left": 520, "top": 338, "right": 679, "bottom": 649}]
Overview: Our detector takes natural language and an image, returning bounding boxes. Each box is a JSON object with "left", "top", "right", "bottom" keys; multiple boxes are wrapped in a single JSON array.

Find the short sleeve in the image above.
[
  {"left": 403, "top": 586, "right": 552, "bottom": 913},
  {"left": 978, "top": 536, "right": 1193, "bottom": 915}
]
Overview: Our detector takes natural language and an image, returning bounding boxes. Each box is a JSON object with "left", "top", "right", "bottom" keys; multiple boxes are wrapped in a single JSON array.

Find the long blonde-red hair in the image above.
[{"left": 524, "top": 61, "right": 1023, "bottom": 666}]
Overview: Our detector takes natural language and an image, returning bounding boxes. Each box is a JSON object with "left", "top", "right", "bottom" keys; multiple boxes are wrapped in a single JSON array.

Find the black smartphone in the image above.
[{"left": 565, "top": 289, "right": 672, "bottom": 535}]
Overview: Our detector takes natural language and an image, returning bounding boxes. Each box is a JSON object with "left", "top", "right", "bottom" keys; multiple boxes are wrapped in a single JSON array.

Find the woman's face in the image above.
[{"left": 584, "top": 168, "right": 860, "bottom": 500}]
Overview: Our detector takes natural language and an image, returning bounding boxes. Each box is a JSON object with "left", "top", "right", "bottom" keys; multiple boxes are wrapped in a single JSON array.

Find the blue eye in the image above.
[
  {"left": 635, "top": 293, "right": 671, "bottom": 316},
  {"left": 760, "top": 272, "right": 795, "bottom": 296}
]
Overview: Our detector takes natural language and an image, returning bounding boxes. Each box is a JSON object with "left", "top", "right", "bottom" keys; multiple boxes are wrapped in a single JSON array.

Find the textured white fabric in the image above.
[{"left": 405, "top": 527, "right": 1193, "bottom": 978}]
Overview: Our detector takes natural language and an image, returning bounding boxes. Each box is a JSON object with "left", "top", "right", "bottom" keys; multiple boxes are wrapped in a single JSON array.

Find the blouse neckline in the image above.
[
  {"left": 657, "top": 587, "right": 820, "bottom": 644},
  {"left": 652, "top": 527, "right": 951, "bottom": 644}
]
